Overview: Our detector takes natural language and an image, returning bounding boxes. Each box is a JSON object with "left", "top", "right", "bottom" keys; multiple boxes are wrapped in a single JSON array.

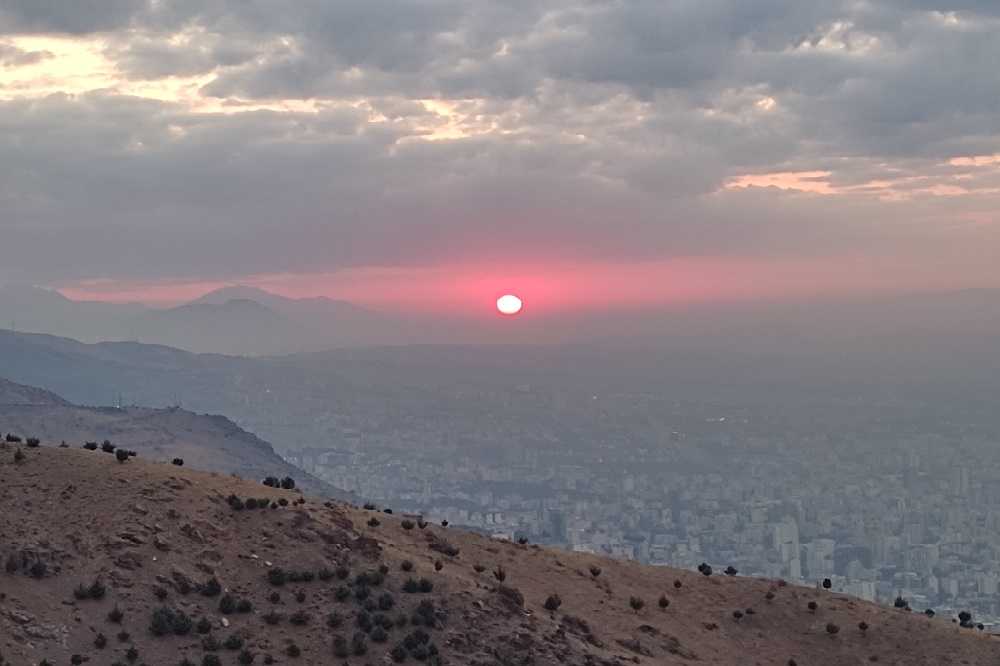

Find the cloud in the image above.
[
  {"left": 0, "top": 41, "right": 53, "bottom": 67},
  {"left": 0, "top": 1, "right": 999, "bottom": 296}
]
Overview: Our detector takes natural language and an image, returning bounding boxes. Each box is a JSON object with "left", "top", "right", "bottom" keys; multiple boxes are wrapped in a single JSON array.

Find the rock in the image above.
[
  {"left": 114, "top": 552, "right": 143, "bottom": 570},
  {"left": 221, "top": 617, "right": 230, "bottom": 628},
  {"left": 180, "top": 523, "right": 205, "bottom": 544},
  {"left": 8, "top": 609, "right": 34, "bottom": 624},
  {"left": 153, "top": 535, "right": 171, "bottom": 552}
]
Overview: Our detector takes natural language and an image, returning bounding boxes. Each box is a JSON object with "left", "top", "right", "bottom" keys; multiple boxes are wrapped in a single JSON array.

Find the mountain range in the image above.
[{"left": 0, "top": 284, "right": 394, "bottom": 356}]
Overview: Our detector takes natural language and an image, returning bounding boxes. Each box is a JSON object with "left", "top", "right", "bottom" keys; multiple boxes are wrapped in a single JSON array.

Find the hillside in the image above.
[
  {"left": 0, "top": 377, "right": 342, "bottom": 498},
  {"left": 2, "top": 446, "right": 998, "bottom": 666}
]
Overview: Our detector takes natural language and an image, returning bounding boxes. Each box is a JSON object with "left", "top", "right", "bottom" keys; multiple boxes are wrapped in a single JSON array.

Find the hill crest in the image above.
[{"left": 2, "top": 445, "right": 998, "bottom": 665}]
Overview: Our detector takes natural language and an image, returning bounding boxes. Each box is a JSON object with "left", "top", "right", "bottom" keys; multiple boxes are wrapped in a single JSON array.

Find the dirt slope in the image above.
[
  {"left": 0, "top": 377, "right": 342, "bottom": 498},
  {"left": 2, "top": 445, "right": 998, "bottom": 666}
]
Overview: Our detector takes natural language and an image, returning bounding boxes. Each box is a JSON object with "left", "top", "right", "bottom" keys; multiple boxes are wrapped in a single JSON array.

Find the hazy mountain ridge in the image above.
[
  {"left": 2, "top": 445, "right": 998, "bottom": 665},
  {"left": 0, "top": 284, "right": 396, "bottom": 355},
  {"left": 0, "top": 375, "right": 345, "bottom": 498}
]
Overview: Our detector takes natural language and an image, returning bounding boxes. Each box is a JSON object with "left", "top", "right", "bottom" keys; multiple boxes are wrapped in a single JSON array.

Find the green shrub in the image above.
[
  {"left": 332, "top": 635, "right": 349, "bottom": 658},
  {"left": 219, "top": 594, "right": 236, "bottom": 614},
  {"left": 223, "top": 634, "right": 244, "bottom": 650},
  {"left": 201, "top": 577, "right": 222, "bottom": 597}
]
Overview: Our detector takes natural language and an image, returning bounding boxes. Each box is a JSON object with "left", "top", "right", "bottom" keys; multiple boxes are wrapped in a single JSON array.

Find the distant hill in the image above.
[
  {"left": 0, "top": 376, "right": 345, "bottom": 498},
  {"left": 0, "top": 284, "right": 396, "bottom": 355},
  {"left": 1, "top": 444, "right": 998, "bottom": 665}
]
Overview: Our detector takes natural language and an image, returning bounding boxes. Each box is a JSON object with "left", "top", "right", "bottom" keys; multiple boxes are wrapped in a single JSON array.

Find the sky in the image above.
[{"left": 2, "top": 1, "right": 1000, "bottom": 315}]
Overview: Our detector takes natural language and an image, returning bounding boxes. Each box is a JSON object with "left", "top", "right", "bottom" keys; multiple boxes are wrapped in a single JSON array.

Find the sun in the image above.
[{"left": 496, "top": 294, "right": 523, "bottom": 315}]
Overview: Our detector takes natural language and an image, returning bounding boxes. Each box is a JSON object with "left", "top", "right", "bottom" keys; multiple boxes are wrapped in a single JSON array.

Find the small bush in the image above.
[
  {"left": 419, "top": 578, "right": 434, "bottom": 593},
  {"left": 5, "top": 434, "right": 21, "bottom": 443},
  {"left": 401, "top": 520, "right": 415, "bottom": 530},
  {"left": 150, "top": 607, "right": 193, "bottom": 636},
  {"left": 289, "top": 610, "right": 310, "bottom": 626},
  {"left": 280, "top": 476, "right": 296, "bottom": 490},
  {"left": 26, "top": 437, "right": 40, "bottom": 448},
  {"left": 332, "top": 635, "right": 349, "bottom": 658},
  {"left": 263, "top": 610, "right": 282, "bottom": 625},
  {"left": 223, "top": 634, "right": 244, "bottom": 650},
  {"left": 238, "top": 649, "right": 255, "bottom": 665},
  {"left": 318, "top": 567, "right": 334, "bottom": 581},
  {"left": 101, "top": 441, "right": 116, "bottom": 453},
  {"left": 327, "top": 611, "right": 343, "bottom": 628},
  {"left": 267, "top": 568, "right": 287, "bottom": 586},
  {"left": 335, "top": 586, "right": 351, "bottom": 602},
  {"left": 629, "top": 596, "right": 645, "bottom": 613},
  {"left": 126, "top": 646, "right": 139, "bottom": 663},
  {"left": 201, "top": 577, "right": 222, "bottom": 597},
  {"left": 172, "top": 458, "right": 184, "bottom": 466},
  {"left": 434, "top": 560, "right": 443, "bottom": 572},
  {"left": 351, "top": 631, "right": 368, "bottom": 656},
  {"left": 115, "top": 448, "right": 130, "bottom": 463},
  {"left": 94, "top": 632, "right": 107, "bottom": 649},
  {"left": 401, "top": 560, "right": 414, "bottom": 572},
  {"left": 285, "top": 644, "right": 301, "bottom": 658},
  {"left": 219, "top": 594, "right": 237, "bottom": 614},
  {"left": 589, "top": 565, "right": 602, "bottom": 578},
  {"left": 473, "top": 563, "right": 485, "bottom": 573},
  {"left": 371, "top": 625, "right": 388, "bottom": 643},
  {"left": 196, "top": 617, "right": 212, "bottom": 634},
  {"left": 202, "top": 656, "right": 222, "bottom": 666},
  {"left": 368, "top": 517, "right": 380, "bottom": 528},
  {"left": 29, "top": 559, "right": 47, "bottom": 578},
  {"left": 378, "top": 591, "right": 396, "bottom": 611},
  {"left": 84, "top": 442, "right": 99, "bottom": 451},
  {"left": 674, "top": 579, "right": 682, "bottom": 589},
  {"left": 659, "top": 595, "right": 670, "bottom": 609},
  {"left": 13, "top": 447, "right": 25, "bottom": 463},
  {"left": 808, "top": 601, "right": 818, "bottom": 612},
  {"left": 826, "top": 623, "right": 840, "bottom": 636},
  {"left": 544, "top": 594, "right": 562, "bottom": 611}
]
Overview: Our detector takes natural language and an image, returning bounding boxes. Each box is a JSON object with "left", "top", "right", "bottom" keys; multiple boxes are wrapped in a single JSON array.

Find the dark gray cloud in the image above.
[
  {"left": 0, "top": 1, "right": 998, "bottom": 288},
  {"left": 0, "top": 0, "right": 148, "bottom": 34}
]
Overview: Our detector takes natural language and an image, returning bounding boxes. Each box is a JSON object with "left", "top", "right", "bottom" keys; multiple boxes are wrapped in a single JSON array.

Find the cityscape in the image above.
[{"left": 266, "top": 380, "right": 1000, "bottom": 627}]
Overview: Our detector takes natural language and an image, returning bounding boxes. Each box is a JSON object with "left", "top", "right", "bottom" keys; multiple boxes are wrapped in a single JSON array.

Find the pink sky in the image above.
[{"left": 57, "top": 254, "right": 997, "bottom": 316}]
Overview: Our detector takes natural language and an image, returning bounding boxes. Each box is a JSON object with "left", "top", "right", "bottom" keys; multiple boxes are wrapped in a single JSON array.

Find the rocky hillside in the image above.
[
  {"left": 2, "top": 445, "right": 999, "bottom": 665},
  {"left": 0, "top": 377, "right": 342, "bottom": 498}
]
